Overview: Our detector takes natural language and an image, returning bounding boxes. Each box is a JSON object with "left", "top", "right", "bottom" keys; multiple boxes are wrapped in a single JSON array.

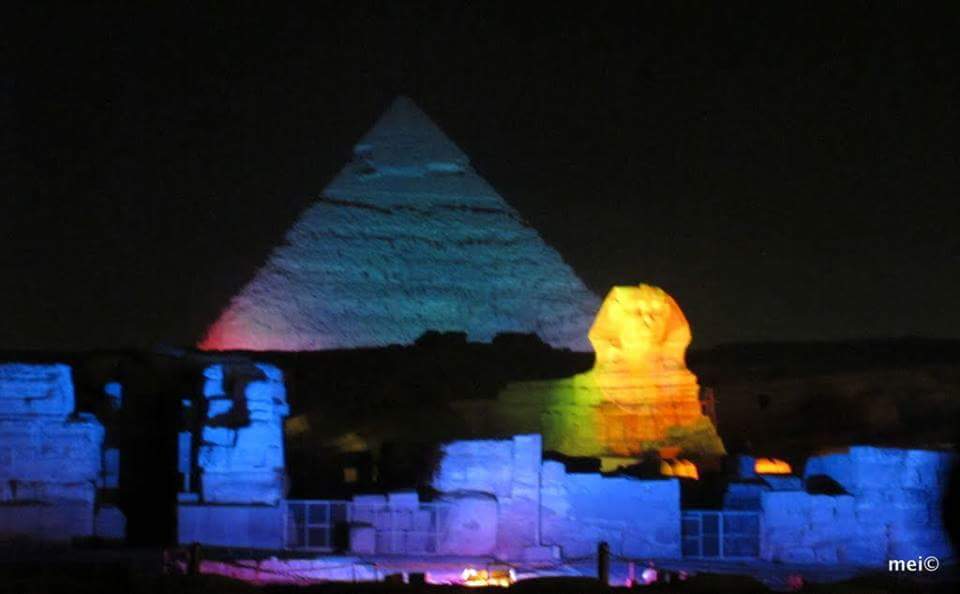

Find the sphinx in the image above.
[{"left": 494, "top": 285, "right": 725, "bottom": 462}]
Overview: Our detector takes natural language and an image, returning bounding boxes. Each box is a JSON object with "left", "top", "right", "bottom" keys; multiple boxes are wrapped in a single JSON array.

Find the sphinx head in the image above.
[{"left": 588, "top": 285, "right": 692, "bottom": 371}]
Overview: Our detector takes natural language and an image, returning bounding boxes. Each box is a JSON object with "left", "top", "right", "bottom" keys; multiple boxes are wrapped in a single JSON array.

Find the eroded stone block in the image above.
[{"left": 0, "top": 364, "right": 74, "bottom": 417}]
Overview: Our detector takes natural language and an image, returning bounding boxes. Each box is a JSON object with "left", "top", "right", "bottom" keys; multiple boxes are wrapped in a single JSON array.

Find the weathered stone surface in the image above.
[
  {"left": 0, "top": 502, "right": 95, "bottom": 541},
  {"left": 0, "top": 364, "right": 104, "bottom": 542},
  {"left": 0, "top": 364, "right": 74, "bottom": 417},
  {"left": 436, "top": 491, "right": 498, "bottom": 555},
  {"left": 553, "top": 474, "right": 681, "bottom": 559},
  {"left": 432, "top": 434, "right": 682, "bottom": 561},
  {"left": 496, "top": 286, "right": 724, "bottom": 458},
  {"left": 759, "top": 446, "right": 956, "bottom": 567},
  {"left": 178, "top": 504, "right": 284, "bottom": 549},
  {"left": 201, "top": 470, "right": 285, "bottom": 506},
  {"left": 200, "top": 96, "right": 599, "bottom": 352},
  {"left": 387, "top": 491, "right": 419, "bottom": 509},
  {"left": 195, "top": 363, "right": 289, "bottom": 505},
  {"left": 94, "top": 505, "right": 126, "bottom": 540},
  {"left": 0, "top": 417, "right": 103, "bottom": 484},
  {"left": 349, "top": 524, "right": 377, "bottom": 555},
  {"left": 432, "top": 438, "right": 516, "bottom": 497},
  {"left": 723, "top": 482, "right": 769, "bottom": 510}
]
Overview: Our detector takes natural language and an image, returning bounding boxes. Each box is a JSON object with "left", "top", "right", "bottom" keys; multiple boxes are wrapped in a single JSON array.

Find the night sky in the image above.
[{"left": 3, "top": 2, "right": 959, "bottom": 350}]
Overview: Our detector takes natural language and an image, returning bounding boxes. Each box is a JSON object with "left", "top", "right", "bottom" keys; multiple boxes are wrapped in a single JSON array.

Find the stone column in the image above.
[{"left": 0, "top": 364, "right": 104, "bottom": 541}]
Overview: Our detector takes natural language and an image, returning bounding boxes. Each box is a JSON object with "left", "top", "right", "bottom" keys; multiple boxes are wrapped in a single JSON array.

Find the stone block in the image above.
[
  {"left": 351, "top": 495, "right": 385, "bottom": 524},
  {"left": 387, "top": 490, "right": 419, "bottom": 508},
  {"left": 511, "top": 434, "right": 542, "bottom": 487},
  {"left": 390, "top": 509, "right": 414, "bottom": 530},
  {"left": 10, "top": 481, "right": 95, "bottom": 503},
  {"left": 541, "top": 460, "right": 566, "bottom": 486},
  {"left": 433, "top": 439, "right": 514, "bottom": 497},
  {"left": 206, "top": 397, "right": 234, "bottom": 417},
  {"left": 0, "top": 417, "right": 103, "bottom": 483},
  {"left": 349, "top": 524, "right": 376, "bottom": 555},
  {"left": 201, "top": 470, "right": 284, "bottom": 505},
  {"left": 200, "top": 426, "right": 236, "bottom": 447},
  {"left": 94, "top": 505, "right": 126, "bottom": 540},
  {"left": 761, "top": 491, "right": 810, "bottom": 527},
  {"left": 778, "top": 547, "right": 816, "bottom": 564},
  {"left": 843, "top": 538, "right": 888, "bottom": 566},
  {"left": 437, "top": 491, "right": 498, "bottom": 556},
  {"left": 178, "top": 504, "right": 284, "bottom": 549},
  {"left": 0, "top": 501, "right": 94, "bottom": 541},
  {"left": 0, "top": 364, "right": 74, "bottom": 416},
  {"left": 352, "top": 494, "right": 387, "bottom": 506},
  {"left": 809, "top": 496, "right": 841, "bottom": 525},
  {"left": 413, "top": 510, "right": 433, "bottom": 531},
  {"left": 103, "top": 381, "right": 122, "bottom": 410},
  {"left": 202, "top": 365, "right": 224, "bottom": 397},
  {"left": 101, "top": 448, "right": 120, "bottom": 489},
  {"left": 737, "top": 455, "right": 757, "bottom": 479},
  {"left": 254, "top": 363, "right": 283, "bottom": 383},
  {"left": 813, "top": 544, "right": 840, "bottom": 564},
  {"left": 761, "top": 476, "right": 803, "bottom": 491},
  {"left": 723, "top": 482, "right": 768, "bottom": 510},
  {"left": 196, "top": 363, "right": 287, "bottom": 509},
  {"left": 522, "top": 544, "right": 561, "bottom": 563}
]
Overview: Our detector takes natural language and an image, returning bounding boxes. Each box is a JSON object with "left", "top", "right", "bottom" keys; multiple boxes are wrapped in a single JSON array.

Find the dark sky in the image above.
[{"left": 3, "top": 2, "right": 959, "bottom": 350}]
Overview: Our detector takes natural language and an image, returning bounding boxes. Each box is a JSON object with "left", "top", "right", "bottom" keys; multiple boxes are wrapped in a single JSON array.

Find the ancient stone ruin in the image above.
[
  {"left": 177, "top": 362, "right": 290, "bottom": 548},
  {"left": 430, "top": 434, "right": 681, "bottom": 561},
  {"left": 0, "top": 364, "right": 105, "bottom": 541},
  {"left": 200, "top": 96, "right": 599, "bottom": 352},
  {"left": 495, "top": 284, "right": 725, "bottom": 460}
]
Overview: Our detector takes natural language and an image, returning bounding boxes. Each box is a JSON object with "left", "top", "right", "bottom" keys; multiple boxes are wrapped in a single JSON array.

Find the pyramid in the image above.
[{"left": 200, "top": 97, "right": 600, "bottom": 352}]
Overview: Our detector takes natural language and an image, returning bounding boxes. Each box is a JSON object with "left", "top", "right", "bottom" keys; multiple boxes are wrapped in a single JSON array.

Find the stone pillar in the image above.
[
  {"left": 196, "top": 363, "right": 290, "bottom": 505},
  {"left": 0, "top": 363, "right": 104, "bottom": 541},
  {"left": 179, "top": 362, "right": 290, "bottom": 549}
]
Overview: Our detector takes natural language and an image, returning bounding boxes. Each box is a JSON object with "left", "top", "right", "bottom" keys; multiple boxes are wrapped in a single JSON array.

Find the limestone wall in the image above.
[
  {"left": 431, "top": 434, "right": 682, "bottom": 561},
  {"left": 760, "top": 446, "right": 956, "bottom": 566},
  {"left": 804, "top": 446, "right": 955, "bottom": 564},
  {"left": 178, "top": 505, "right": 284, "bottom": 549},
  {"left": 178, "top": 362, "right": 290, "bottom": 548},
  {"left": 543, "top": 466, "right": 680, "bottom": 559},
  {"left": 196, "top": 363, "right": 289, "bottom": 505},
  {"left": 433, "top": 434, "right": 542, "bottom": 559},
  {"left": 0, "top": 363, "right": 104, "bottom": 542},
  {"left": 760, "top": 491, "right": 858, "bottom": 563}
]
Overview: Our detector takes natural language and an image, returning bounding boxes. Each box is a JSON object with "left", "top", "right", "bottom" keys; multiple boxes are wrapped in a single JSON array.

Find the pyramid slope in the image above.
[{"left": 201, "top": 97, "right": 600, "bottom": 352}]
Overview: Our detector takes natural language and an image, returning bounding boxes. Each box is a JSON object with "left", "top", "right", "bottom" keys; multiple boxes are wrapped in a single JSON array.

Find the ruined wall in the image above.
[
  {"left": 432, "top": 434, "right": 541, "bottom": 559},
  {"left": 178, "top": 505, "right": 284, "bottom": 549},
  {"left": 760, "top": 446, "right": 956, "bottom": 566},
  {"left": 0, "top": 364, "right": 104, "bottom": 541},
  {"left": 760, "top": 491, "right": 858, "bottom": 563},
  {"left": 805, "top": 446, "right": 954, "bottom": 564},
  {"left": 541, "top": 463, "right": 680, "bottom": 559},
  {"left": 431, "top": 434, "right": 681, "bottom": 561},
  {"left": 178, "top": 362, "right": 290, "bottom": 548},
  {"left": 197, "top": 363, "right": 289, "bottom": 504}
]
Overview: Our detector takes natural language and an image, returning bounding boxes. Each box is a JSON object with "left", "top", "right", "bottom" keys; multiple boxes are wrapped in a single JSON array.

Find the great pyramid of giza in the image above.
[{"left": 200, "top": 97, "right": 599, "bottom": 351}]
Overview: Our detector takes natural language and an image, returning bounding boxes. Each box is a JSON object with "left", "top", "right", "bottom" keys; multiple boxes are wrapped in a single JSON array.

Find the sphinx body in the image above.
[{"left": 495, "top": 285, "right": 724, "bottom": 460}]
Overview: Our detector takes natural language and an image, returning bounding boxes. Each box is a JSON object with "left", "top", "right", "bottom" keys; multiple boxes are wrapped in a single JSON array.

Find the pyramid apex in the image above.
[{"left": 352, "top": 96, "right": 469, "bottom": 176}]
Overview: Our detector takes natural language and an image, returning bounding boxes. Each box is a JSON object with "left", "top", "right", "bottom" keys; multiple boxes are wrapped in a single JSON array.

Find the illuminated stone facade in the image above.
[
  {"left": 0, "top": 364, "right": 105, "bottom": 541},
  {"left": 496, "top": 285, "right": 724, "bottom": 459},
  {"left": 195, "top": 363, "right": 290, "bottom": 505}
]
